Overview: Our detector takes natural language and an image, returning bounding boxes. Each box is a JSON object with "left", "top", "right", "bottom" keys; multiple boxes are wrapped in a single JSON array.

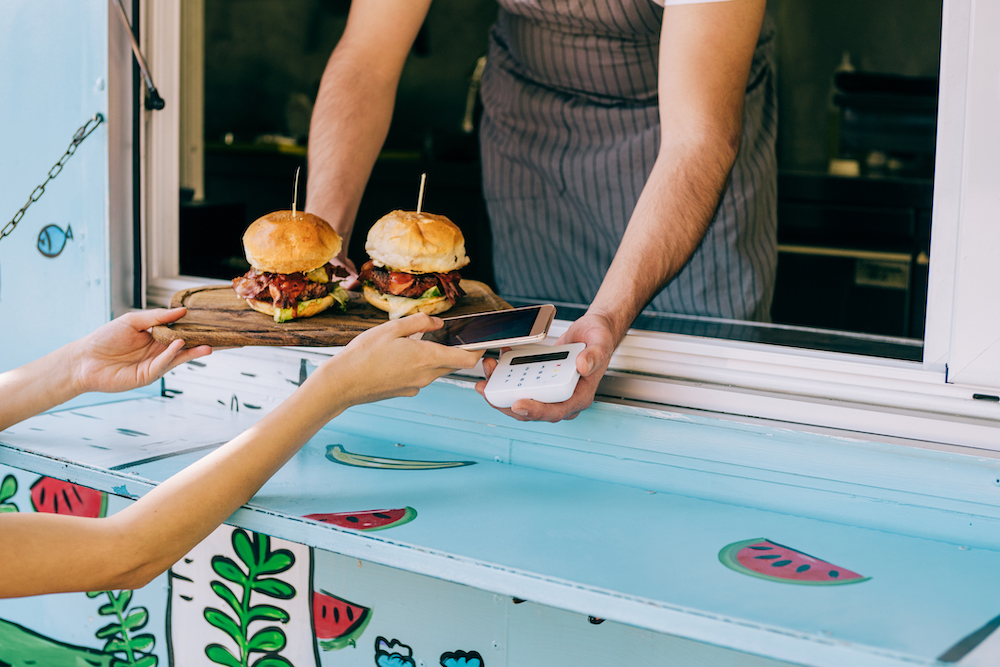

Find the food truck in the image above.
[{"left": 2, "top": 1, "right": 999, "bottom": 665}]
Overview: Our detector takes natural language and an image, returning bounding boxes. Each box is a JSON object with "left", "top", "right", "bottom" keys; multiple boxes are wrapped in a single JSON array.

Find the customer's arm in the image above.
[
  {"left": 0, "top": 308, "right": 211, "bottom": 433},
  {"left": 305, "top": 0, "right": 433, "bottom": 285},
  {"left": 0, "top": 314, "right": 482, "bottom": 598}
]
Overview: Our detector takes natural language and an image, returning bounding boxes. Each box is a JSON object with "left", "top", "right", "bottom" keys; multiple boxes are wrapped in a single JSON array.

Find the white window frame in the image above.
[{"left": 128, "top": 0, "right": 1000, "bottom": 449}]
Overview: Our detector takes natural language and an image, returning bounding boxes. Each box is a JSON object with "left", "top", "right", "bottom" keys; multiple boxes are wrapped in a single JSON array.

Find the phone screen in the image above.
[{"left": 421, "top": 307, "right": 543, "bottom": 347}]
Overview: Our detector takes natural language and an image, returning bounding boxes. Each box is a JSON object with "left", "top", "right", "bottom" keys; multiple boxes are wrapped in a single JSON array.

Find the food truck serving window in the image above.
[{"left": 126, "top": 0, "right": 1000, "bottom": 443}]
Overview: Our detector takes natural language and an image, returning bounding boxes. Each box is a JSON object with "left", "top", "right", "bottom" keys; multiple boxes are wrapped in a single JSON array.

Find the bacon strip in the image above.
[
  {"left": 359, "top": 261, "right": 465, "bottom": 303},
  {"left": 232, "top": 263, "right": 347, "bottom": 309}
]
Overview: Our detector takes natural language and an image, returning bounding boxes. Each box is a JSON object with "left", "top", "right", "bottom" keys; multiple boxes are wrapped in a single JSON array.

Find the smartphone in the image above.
[{"left": 415, "top": 304, "right": 556, "bottom": 350}]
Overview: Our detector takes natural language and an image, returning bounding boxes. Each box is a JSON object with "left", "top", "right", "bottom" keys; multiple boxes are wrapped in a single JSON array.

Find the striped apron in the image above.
[{"left": 479, "top": 0, "right": 777, "bottom": 321}]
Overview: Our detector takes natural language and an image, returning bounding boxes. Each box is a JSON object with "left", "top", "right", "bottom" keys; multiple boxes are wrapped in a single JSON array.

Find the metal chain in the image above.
[{"left": 1, "top": 113, "right": 105, "bottom": 243}]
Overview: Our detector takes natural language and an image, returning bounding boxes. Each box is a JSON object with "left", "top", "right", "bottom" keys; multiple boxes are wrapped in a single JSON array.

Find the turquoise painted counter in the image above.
[{"left": 1, "top": 347, "right": 998, "bottom": 666}]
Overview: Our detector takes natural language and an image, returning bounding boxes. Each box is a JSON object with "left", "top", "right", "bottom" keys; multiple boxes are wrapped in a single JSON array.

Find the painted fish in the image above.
[{"left": 37, "top": 223, "right": 73, "bottom": 258}]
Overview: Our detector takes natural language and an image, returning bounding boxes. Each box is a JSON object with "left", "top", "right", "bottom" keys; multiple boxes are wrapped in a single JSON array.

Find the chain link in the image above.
[{"left": 1, "top": 113, "right": 104, "bottom": 243}]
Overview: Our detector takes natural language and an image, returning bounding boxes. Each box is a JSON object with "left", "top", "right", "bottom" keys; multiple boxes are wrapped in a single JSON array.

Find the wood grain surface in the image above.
[{"left": 150, "top": 280, "right": 511, "bottom": 348}]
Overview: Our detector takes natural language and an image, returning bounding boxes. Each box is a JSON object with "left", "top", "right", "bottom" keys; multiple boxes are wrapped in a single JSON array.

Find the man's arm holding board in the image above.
[{"left": 305, "top": 0, "right": 433, "bottom": 286}]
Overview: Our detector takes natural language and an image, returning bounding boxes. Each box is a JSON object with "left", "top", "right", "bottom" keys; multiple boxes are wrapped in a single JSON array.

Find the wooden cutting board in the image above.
[{"left": 150, "top": 280, "right": 511, "bottom": 348}]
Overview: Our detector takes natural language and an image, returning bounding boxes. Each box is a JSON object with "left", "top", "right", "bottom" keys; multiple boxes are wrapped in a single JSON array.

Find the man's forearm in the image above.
[
  {"left": 589, "top": 0, "right": 765, "bottom": 341},
  {"left": 589, "top": 136, "right": 737, "bottom": 343},
  {"left": 305, "top": 52, "right": 398, "bottom": 251}
]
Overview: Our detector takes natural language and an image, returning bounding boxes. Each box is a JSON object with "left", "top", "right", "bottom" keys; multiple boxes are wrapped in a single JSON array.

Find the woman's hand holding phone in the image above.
[
  {"left": 413, "top": 304, "right": 556, "bottom": 350},
  {"left": 309, "top": 314, "right": 485, "bottom": 412}
]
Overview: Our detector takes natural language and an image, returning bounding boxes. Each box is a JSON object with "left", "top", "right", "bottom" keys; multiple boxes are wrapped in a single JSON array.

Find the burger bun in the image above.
[
  {"left": 243, "top": 210, "right": 342, "bottom": 275},
  {"left": 366, "top": 210, "right": 469, "bottom": 274}
]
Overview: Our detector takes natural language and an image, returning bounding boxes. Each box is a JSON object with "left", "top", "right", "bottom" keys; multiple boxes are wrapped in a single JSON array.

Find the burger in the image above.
[
  {"left": 232, "top": 210, "right": 350, "bottom": 322},
  {"left": 358, "top": 210, "right": 469, "bottom": 319}
]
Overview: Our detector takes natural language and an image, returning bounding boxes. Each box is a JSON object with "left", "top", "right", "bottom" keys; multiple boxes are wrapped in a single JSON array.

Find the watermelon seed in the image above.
[
  {"left": 829, "top": 570, "right": 840, "bottom": 578},
  {"left": 333, "top": 607, "right": 340, "bottom": 623},
  {"left": 62, "top": 490, "right": 73, "bottom": 508},
  {"left": 347, "top": 606, "right": 354, "bottom": 621},
  {"left": 755, "top": 555, "right": 781, "bottom": 560},
  {"left": 796, "top": 564, "right": 811, "bottom": 573},
  {"left": 374, "top": 513, "right": 390, "bottom": 519},
  {"left": 39, "top": 488, "right": 46, "bottom": 505},
  {"left": 748, "top": 546, "right": 772, "bottom": 551},
  {"left": 772, "top": 560, "right": 793, "bottom": 567},
  {"left": 345, "top": 516, "right": 360, "bottom": 523},
  {"left": 73, "top": 487, "right": 83, "bottom": 503}
]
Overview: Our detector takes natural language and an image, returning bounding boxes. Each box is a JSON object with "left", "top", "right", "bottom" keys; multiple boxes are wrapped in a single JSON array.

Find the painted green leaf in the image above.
[
  {"left": 251, "top": 578, "right": 295, "bottom": 600},
  {"left": 0, "top": 504, "right": 18, "bottom": 513},
  {"left": 251, "top": 657, "right": 294, "bottom": 667},
  {"left": 0, "top": 475, "right": 17, "bottom": 502},
  {"left": 204, "top": 608, "right": 242, "bottom": 644},
  {"left": 117, "top": 589, "right": 133, "bottom": 610},
  {"left": 212, "top": 556, "right": 248, "bottom": 585},
  {"left": 103, "top": 638, "right": 129, "bottom": 654},
  {"left": 111, "top": 659, "right": 131, "bottom": 667},
  {"left": 95, "top": 622, "right": 122, "bottom": 639},
  {"left": 128, "top": 634, "right": 155, "bottom": 652},
  {"left": 205, "top": 643, "right": 242, "bottom": 667},
  {"left": 123, "top": 607, "right": 149, "bottom": 631},
  {"left": 210, "top": 581, "right": 242, "bottom": 618},
  {"left": 134, "top": 655, "right": 159, "bottom": 667},
  {"left": 254, "top": 533, "right": 268, "bottom": 566},
  {"left": 257, "top": 550, "right": 294, "bottom": 575},
  {"left": 87, "top": 590, "right": 106, "bottom": 598},
  {"left": 98, "top": 603, "right": 117, "bottom": 616},
  {"left": 232, "top": 528, "right": 256, "bottom": 569},
  {"left": 246, "top": 604, "right": 290, "bottom": 624},
  {"left": 246, "top": 627, "right": 286, "bottom": 653}
]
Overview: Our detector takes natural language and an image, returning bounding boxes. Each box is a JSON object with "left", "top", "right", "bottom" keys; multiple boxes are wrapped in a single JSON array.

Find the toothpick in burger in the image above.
[
  {"left": 232, "top": 211, "right": 350, "bottom": 322},
  {"left": 358, "top": 210, "right": 469, "bottom": 319}
]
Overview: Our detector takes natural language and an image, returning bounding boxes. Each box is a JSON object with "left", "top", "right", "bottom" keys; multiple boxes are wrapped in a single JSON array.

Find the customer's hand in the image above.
[
  {"left": 69, "top": 308, "right": 212, "bottom": 394},
  {"left": 475, "top": 312, "right": 617, "bottom": 422},
  {"left": 312, "top": 313, "right": 484, "bottom": 408}
]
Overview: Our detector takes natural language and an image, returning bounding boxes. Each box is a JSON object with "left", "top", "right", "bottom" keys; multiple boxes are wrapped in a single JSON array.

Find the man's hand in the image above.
[
  {"left": 475, "top": 313, "right": 618, "bottom": 422},
  {"left": 70, "top": 308, "right": 212, "bottom": 395},
  {"left": 330, "top": 253, "right": 360, "bottom": 291}
]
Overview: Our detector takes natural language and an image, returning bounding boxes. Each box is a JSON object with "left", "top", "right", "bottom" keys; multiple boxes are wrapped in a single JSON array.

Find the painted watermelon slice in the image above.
[
  {"left": 313, "top": 589, "right": 372, "bottom": 650},
  {"left": 304, "top": 507, "right": 416, "bottom": 531},
  {"left": 719, "top": 538, "right": 870, "bottom": 585},
  {"left": 30, "top": 476, "right": 107, "bottom": 518}
]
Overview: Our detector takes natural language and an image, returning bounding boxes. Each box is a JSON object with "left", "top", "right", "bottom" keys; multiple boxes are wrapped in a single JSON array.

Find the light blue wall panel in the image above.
[
  {"left": 6, "top": 384, "right": 1000, "bottom": 665},
  {"left": 0, "top": 0, "right": 109, "bottom": 371},
  {"left": 0, "top": 461, "right": 799, "bottom": 667}
]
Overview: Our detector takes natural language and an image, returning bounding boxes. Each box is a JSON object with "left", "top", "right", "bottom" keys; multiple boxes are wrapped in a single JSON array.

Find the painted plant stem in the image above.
[
  {"left": 89, "top": 589, "right": 157, "bottom": 667},
  {"left": 109, "top": 591, "right": 137, "bottom": 666},
  {"left": 205, "top": 528, "right": 296, "bottom": 667}
]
